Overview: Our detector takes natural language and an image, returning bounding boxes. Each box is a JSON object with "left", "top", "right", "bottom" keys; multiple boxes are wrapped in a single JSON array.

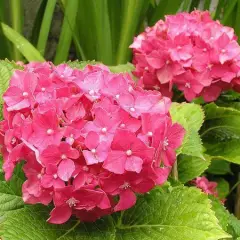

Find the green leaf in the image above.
[
  {"left": 66, "top": 60, "right": 135, "bottom": 74},
  {"left": 215, "top": 178, "right": 230, "bottom": 199},
  {"left": 1, "top": 22, "right": 45, "bottom": 62},
  {"left": 210, "top": 196, "right": 230, "bottom": 232},
  {"left": 54, "top": 0, "right": 79, "bottom": 64},
  {"left": 116, "top": 0, "right": 147, "bottom": 64},
  {"left": 37, "top": 0, "right": 57, "bottom": 56},
  {"left": 207, "top": 159, "right": 232, "bottom": 175},
  {"left": 0, "top": 186, "right": 229, "bottom": 240},
  {"left": 227, "top": 214, "right": 240, "bottom": 239},
  {"left": 178, "top": 154, "right": 210, "bottom": 183},
  {"left": 170, "top": 103, "right": 205, "bottom": 158},
  {"left": 201, "top": 103, "right": 240, "bottom": 164},
  {"left": 0, "top": 59, "right": 23, "bottom": 104},
  {"left": 149, "top": 0, "right": 183, "bottom": 26}
]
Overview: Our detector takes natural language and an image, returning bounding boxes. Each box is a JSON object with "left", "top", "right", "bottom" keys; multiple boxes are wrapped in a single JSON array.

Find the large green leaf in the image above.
[
  {"left": 178, "top": 154, "right": 210, "bottom": 183},
  {"left": 170, "top": 103, "right": 205, "bottom": 158},
  {"left": 207, "top": 159, "right": 232, "bottom": 175},
  {"left": 1, "top": 23, "right": 45, "bottom": 62},
  {"left": 201, "top": 103, "right": 240, "bottom": 164},
  {"left": 0, "top": 185, "right": 229, "bottom": 240}
]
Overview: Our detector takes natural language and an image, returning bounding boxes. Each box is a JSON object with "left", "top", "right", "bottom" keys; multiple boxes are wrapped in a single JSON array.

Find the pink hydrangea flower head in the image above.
[
  {"left": 131, "top": 10, "right": 240, "bottom": 102},
  {"left": 0, "top": 62, "right": 185, "bottom": 224}
]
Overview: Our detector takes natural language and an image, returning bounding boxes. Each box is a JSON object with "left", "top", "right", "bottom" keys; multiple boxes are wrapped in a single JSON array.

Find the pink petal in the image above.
[
  {"left": 125, "top": 156, "right": 143, "bottom": 173},
  {"left": 83, "top": 150, "right": 99, "bottom": 165},
  {"left": 103, "top": 151, "right": 126, "bottom": 174},
  {"left": 114, "top": 189, "right": 136, "bottom": 212},
  {"left": 58, "top": 159, "right": 75, "bottom": 181},
  {"left": 48, "top": 205, "right": 72, "bottom": 224}
]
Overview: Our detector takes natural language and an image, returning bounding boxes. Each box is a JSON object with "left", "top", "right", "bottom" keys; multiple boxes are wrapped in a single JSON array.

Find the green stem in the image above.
[
  {"left": 37, "top": 0, "right": 57, "bottom": 56},
  {"left": 9, "top": 0, "right": 23, "bottom": 60},
  {"left": 172, "top": 160, "right": 178, "bottom": 181},
  {"left": 228, "top": 180, "right": 240, "bottom": 197},
  {"left": 235, "top": 174, "right": 240, "bottom": 219}
]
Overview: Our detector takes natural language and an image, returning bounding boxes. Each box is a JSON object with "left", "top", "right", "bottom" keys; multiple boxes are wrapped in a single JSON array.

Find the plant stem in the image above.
[
  {"left": 9, "top": 0, "right": 23, "bottom": 60},
  {"left": 172, "top": 160, "right": 178, "bottom": 181},
  {"left": 235, "top": 173, "right": 240, "bottom": 219}
]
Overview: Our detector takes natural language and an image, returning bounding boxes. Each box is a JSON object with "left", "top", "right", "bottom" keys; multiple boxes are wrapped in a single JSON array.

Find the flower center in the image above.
[
  {"left": 89, "top": 90, "right": 95, "bottom": 95},
  {"left": 46, "top": 129, "right": 54, "bottom": 135},
  {"left": 11, "top": 137, "right": 16, "bottom": 145},
  {"left": 101, "top": 127, "right": 107, "bottom": 133},
  {"left": 130, "top": 107, "right": 135, "bottom": 112},
  {"left": 185, "top": 82, "right": 191, "bottom": 88},
  {"left": 82, "top": 166, "right": 89, "bottom": 172},
  {"left": 61, "top": 154, "right": 67, "bottom": 160},
  {"left": 126, "top": 149, "right": 132, "bottom": 156},
  {"left": 120, "top": 123, "right": 126, "bottom": 128},
  {"left": 163, "top": 137, "right": 169, "bottom": 150},
  {"left": 147, "top": 131, "right": 153, "bottom": 137},
  {"left": 115, "top": 94, "right": 120, "bottom": 99},
  {"left": 66, "top": 197, "right": 79, "bottom": 208},
  {"left": 41, "top": 87, "right": 46, "bottom": 92},
  {"left": 203, "top": 48, "right": 207, "bottom": 52},
  {"left": 177, "top": 46, "right": 182, "bottom": 50},
  {"left": 53, "top": 174, "right": 58, "bottom": 179},
  {"left": 22, "top": 92, "right": 29, "bottom": 97},
  {"left": 207, "top": 64, "right": 213, "bottom": 70},
  {"left": 221, "top": 49, "right": 226, "bottom": 53},
  {"left": 37, "top": 173, "right": 42, "bottom": 179},
  {"left": 128, "top": 86, "right": 133, "bottom": 92},
  {"left": 166, "top": 60, "right": 170, "bottom": 65},
  {"left": 120, "top": 182, "right": 131, "bottom": 189},
  {"left": 91, "top": 149, "right": 96, "bottom": 154}
]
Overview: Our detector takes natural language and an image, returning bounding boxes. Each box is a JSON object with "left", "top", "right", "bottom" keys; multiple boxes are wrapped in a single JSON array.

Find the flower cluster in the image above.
[
  {"left": 192, "top": 177, "right": 218, "bottom": 197},
  {"left": 0, "top": 62, "right": 185, "bottom": 224},
  {"left": 131, "top": 10, "right": 240, "bottom": 102}
]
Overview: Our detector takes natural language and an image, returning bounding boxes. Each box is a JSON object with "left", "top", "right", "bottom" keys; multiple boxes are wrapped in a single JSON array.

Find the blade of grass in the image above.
[
  {"left": 203, "top": 0, "right": 211, "bottom": 10},
  {"left": 182, "top": 0, "right": 192, "bottom": 11},
  {"left": 74, "top": 0, "right": 96, "bottom": 61},
  {"left": 150, "top": 0, "right": 183, "bottom": 26},
  {"left": 213, "top": 0, "right": 225, "bottom": 20},
  {"left": 189, "top": 0, "right": 200, "bottom": 11},
  {"left": 222, "top": 0, "right": 238, "bottom": 24},
  {"left": 1, "top": 22, "right": 45, "bottom": 62},
  {"left": 235, "top": 0, "right": 240, "bottom": 41},
  {"left": 30, "top": 0, "right": 48, "bottom": 46},
  {"left": 59, "top": 0, "right": 86, "bottom": 61},
  {"left": 37, "top": 0, "right": 57, "bottom": 56},
  {"left": 9, "top": 0, "right": 23, "bottom": 61},
  {"left": 0, "top": 1, "right": 12, "bottom": 59},
  {"left": 54, "top": 0, "right": 79, "bottom": 64},
  {"left": 107, "top": 0, "right": 122, "bottom": 64},
  {"left": 92, "top": 0, "right": 113, "bottom": 65},
  {"left": 116, "top": 0, "right": 147, "bottom": 64}
]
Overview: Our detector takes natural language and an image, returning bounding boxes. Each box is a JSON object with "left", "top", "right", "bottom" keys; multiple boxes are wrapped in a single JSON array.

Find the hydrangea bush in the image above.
[
  {"left": 0, "top": 10, "right": 239, "bottom": 240},
  {"left": 131, "top": 10, "right": 240, "bottom": 102}
]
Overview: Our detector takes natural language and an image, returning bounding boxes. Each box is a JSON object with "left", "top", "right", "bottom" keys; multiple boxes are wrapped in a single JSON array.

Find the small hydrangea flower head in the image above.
[
  {"left": 0, "top": 62, "right": 185, "bottom": 224},
  {"left": 131, "top": 10, "right": 240, "bottom": 102}
]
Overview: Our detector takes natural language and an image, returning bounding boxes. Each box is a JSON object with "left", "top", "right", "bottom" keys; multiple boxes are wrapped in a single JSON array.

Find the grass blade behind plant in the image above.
[
  {"left": 54, "top": 0, "right": 79, "bottom": 64},
  {"left": 213, "top": 0, "right": 225, "bottom": 20},
  {"left": 150, "top": 0, "right": 183, "bottom": 26},
  {"left": 203, "top": 0, "right": 211, "bottom": 10},
  {"left": 92, "top": 0, "right": 113, "bottom": 65},
  {"left": 222, "top": 0, "right": 238, "bottom": 24},
  {"left": 37, "top": 0, "right": 57, "bottom": 56},
  {"left": 1, "top": 22, "right": 45, "bottom": 62},
  {"left": 182, "top": 0, "right": 192, "bottom": 11},
  {"left": 9, "top": 0, "right": 23, "bottom": 61},
  {"left": 0, "top": 1, "right": 12, "bottom": 59},
  {"left": 189, "top": 0, "right": 200, "bottom": 11},
  {"left": 107, "top": 0, "right": 122, "bottom": 64},
  {"left": 116, "top": 0, "right": 147, "bottom": 64},
  {"left": 235, "top": 0, "right": 240, "bottom": 41},
  {"left": 30, "top": 0, "right": 48, "bottom": 46}
]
